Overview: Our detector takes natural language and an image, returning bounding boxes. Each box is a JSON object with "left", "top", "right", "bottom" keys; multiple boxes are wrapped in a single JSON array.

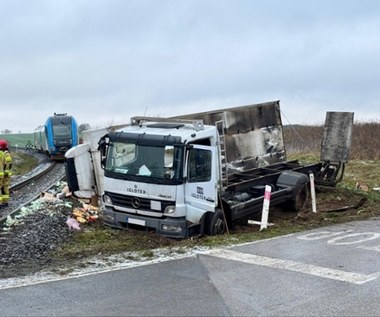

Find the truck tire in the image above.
[
  {"left": 291, "top": 183, "right": 309, "bottom": 212},
  {"left": 206, "top": 209, "right": 226, "bottom": 236}
]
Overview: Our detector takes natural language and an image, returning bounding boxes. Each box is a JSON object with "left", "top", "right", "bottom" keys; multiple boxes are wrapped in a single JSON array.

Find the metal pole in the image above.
[{"left": 310, "top": 173, "right": 317, "bottom": 213}]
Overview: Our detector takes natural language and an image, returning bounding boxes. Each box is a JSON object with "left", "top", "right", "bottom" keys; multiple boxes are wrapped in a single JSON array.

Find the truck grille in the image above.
[{"left": 105, "top": 192, "right": 173, "bottom": 213}]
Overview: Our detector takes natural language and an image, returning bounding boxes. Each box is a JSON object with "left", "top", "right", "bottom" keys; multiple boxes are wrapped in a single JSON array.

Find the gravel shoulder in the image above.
[{"left": 1, "top": 152, "right": 69, "bottom": 279}]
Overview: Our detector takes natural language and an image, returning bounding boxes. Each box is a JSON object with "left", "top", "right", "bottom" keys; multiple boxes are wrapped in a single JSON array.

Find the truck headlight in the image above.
[
  {"left": 164, "top": 205, "right": 176, "bottom": 214},
  {"left": 103, "top": 194, "right": 113, "bottom": 205}
]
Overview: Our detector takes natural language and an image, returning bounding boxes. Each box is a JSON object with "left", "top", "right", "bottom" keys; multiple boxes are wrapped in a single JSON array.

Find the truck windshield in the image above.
[{"left": 105, "top": 141, "right": 184, "bottom": 183}]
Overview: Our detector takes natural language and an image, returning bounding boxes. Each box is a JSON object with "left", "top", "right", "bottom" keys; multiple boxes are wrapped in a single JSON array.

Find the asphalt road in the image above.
[{"left": 1, "top": 217, "right": 380, "bottom": 316}]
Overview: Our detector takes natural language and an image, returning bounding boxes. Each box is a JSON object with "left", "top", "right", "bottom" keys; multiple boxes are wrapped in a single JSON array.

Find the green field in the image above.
[{"left": 0, "top": 133, "right": 34, "bottom": 148}]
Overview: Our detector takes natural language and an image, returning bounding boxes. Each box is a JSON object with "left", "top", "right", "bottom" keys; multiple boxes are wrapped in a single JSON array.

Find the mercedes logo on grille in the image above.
[{"left": 132, "top": 197, "right": 141, "bottom": 209}]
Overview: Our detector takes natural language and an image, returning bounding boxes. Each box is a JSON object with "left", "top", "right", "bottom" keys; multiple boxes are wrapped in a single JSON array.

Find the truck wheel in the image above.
[
  {"left": 292, "top": 183, "right": 309, "bottom": 212},
  {"left": 208, "top": 209, "right": 226, "bottom": 236}
]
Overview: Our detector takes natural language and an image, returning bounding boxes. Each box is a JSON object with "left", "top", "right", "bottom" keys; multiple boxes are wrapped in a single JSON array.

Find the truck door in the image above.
[{"left": 184, "top": 145, "right": 218, "bottom": 223}]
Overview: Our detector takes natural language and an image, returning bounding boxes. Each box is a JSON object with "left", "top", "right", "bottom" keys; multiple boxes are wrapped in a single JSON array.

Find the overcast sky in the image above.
[{"left": 1, "top": 0, "right": 379, "bottom": 133}]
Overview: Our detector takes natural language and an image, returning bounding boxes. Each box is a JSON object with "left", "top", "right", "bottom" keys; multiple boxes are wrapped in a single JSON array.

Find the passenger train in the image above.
[{"left": 34, "top": 113, "right": 79, "bottom": 160}]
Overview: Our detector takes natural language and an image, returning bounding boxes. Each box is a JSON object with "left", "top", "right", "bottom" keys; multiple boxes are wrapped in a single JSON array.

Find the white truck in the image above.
[{"left": 65, "top": 101, "right": 354, "bottom": 238}]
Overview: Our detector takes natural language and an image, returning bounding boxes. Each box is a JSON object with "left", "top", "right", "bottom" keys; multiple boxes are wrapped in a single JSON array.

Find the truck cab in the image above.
[{"left": 99, "top": 120, "right": 221, "bottom": 238}]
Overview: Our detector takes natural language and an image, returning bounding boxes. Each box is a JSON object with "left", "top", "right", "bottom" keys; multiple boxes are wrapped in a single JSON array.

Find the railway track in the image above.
[
  {"left": 0, "top": 157, "right": 66, "bottom": 226},
  {"left": 10, "top": 161, "right": 58, "bottom": 191},
  {"left": 0, "top": 152, "right": 75, "bottom": 278}
]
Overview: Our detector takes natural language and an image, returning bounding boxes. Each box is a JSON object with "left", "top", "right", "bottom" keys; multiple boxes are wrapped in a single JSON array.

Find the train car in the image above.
[
  {"left": 33, "top": 125, "right": 46, "bottom": 151},
  {"left": 33, "top": 113, "right": 79, "bottom": 160}
]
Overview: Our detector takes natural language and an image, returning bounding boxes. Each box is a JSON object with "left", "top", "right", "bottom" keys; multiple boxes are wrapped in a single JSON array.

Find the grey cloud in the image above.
[{"left": 0, "top": 0, "right": 379, "bottom": 132}]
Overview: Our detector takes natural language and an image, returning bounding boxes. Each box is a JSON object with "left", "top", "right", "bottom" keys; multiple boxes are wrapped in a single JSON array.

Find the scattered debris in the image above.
[
  {"left": 66, "top": 217, "right": 81, "bottom": 230},
  {"left": 356, "top": 182, "right": 369, "bottom": 192},
  {"left": 248, "top": 220, "right": 274, "bottom": 228},
  {"left": 40, "top": 191, "right": 59, "bottom": 202},
  {"left": 71, "top": 203, "right": 100, "bottom": 224},
  {"left": 57, "top": 185, "right": 72, "bottom": 199},
  {"left": 2, "top": 180, "right": 100, "bottom": 235},
  {"left": 322, "top": 197, "right": 368, "bottom": 213},
  {"left": 0, "top": 202, "right": 73, "bottom": 274},
  {"left": 0, "top": 178, "right": 89, "bottom": 277}
]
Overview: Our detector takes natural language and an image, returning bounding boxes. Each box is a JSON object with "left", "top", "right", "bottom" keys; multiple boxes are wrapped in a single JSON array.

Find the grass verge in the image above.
[
  {"left": 52, "top": 159, "right": 380, "bottom": 264},
  {"left": 12, "top": 152, "right": 378, "bottom": 264},
  {"left": 11, "top": 151, "right": 39, "bottom": 175}
]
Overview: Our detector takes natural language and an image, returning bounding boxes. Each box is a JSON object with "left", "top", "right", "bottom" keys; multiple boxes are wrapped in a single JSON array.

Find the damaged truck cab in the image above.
[
  {"left": 98, "top": 120, "right": 221, "bottom": 237},
  {"left": 65, "top": 101, "right": 353, "bottom": 238}
]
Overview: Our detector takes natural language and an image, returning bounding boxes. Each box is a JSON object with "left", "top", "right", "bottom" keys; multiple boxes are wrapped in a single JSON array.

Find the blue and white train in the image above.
[{"left": 34, "top": 113, "right": 79, "bottom": 160}]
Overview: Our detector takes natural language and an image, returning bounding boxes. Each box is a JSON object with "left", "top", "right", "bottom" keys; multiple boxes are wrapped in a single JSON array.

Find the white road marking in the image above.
[
  {"left": 207, "top": 249, "right": 379, "bottom": 285},
  {"left": 327, "top": 232, "right": 380, "bottom": 245}
]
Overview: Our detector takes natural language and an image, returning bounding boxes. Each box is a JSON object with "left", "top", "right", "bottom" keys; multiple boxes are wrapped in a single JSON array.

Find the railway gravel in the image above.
[{"left": 0, "top": 151, "right": 70, "bottom": 279}]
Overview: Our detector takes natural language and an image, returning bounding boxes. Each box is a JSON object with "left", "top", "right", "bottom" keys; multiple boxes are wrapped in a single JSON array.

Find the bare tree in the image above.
[
  {"left": 78, "top": 123, "right": 91, "bottom": 135},
  {"left": 1, "top": 129, "right": 12, "bottom": 135}
]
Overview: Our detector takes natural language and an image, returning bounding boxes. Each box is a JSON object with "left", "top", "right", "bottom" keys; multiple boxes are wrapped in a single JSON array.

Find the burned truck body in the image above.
[{"left": 65, "top": 101, "right": 354, "bottom": 238}]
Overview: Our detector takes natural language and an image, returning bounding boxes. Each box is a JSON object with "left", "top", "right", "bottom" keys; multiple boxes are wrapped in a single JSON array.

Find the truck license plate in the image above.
[{"left": 127, "top": 217, "right": 146, "bottom": 227}]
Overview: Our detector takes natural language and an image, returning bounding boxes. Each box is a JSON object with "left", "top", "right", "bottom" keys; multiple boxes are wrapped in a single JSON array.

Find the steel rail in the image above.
[
  {"left": 10, "top": 162, "right": 57, "bottom": 192},
  {"left": 1, "top": 162, "right": 65, "bottom": 226}
]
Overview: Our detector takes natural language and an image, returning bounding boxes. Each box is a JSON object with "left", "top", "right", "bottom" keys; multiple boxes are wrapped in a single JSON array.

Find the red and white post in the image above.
[
  {"left": 310, "top": 172, "right": 317, "bottom": 213},
  {"left": 260, "top": 185, "right": 272, "bottom": 231}
]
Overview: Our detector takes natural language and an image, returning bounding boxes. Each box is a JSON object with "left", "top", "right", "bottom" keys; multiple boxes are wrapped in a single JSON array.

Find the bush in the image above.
[{"left": 284, "top": 121, "right": 380, "bottom": 160}]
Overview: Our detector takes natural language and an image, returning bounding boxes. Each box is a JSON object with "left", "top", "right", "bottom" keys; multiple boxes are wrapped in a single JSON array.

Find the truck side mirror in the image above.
[
  {"left": 98, "top": 135, "right": 108, "bottom": 169},
  {"left": 164, "top": 145, "right": 174, "bottom": 168}
]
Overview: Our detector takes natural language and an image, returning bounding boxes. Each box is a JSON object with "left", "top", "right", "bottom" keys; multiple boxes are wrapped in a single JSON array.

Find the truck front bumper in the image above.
[{"left": 102, "top": 208, "right": 189, "bottom": 238}]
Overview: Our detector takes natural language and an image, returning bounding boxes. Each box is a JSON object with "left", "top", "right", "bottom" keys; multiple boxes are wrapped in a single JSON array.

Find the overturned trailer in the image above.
[{"left": 66, "top": 101, "right": 354, "bottom": 238}]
